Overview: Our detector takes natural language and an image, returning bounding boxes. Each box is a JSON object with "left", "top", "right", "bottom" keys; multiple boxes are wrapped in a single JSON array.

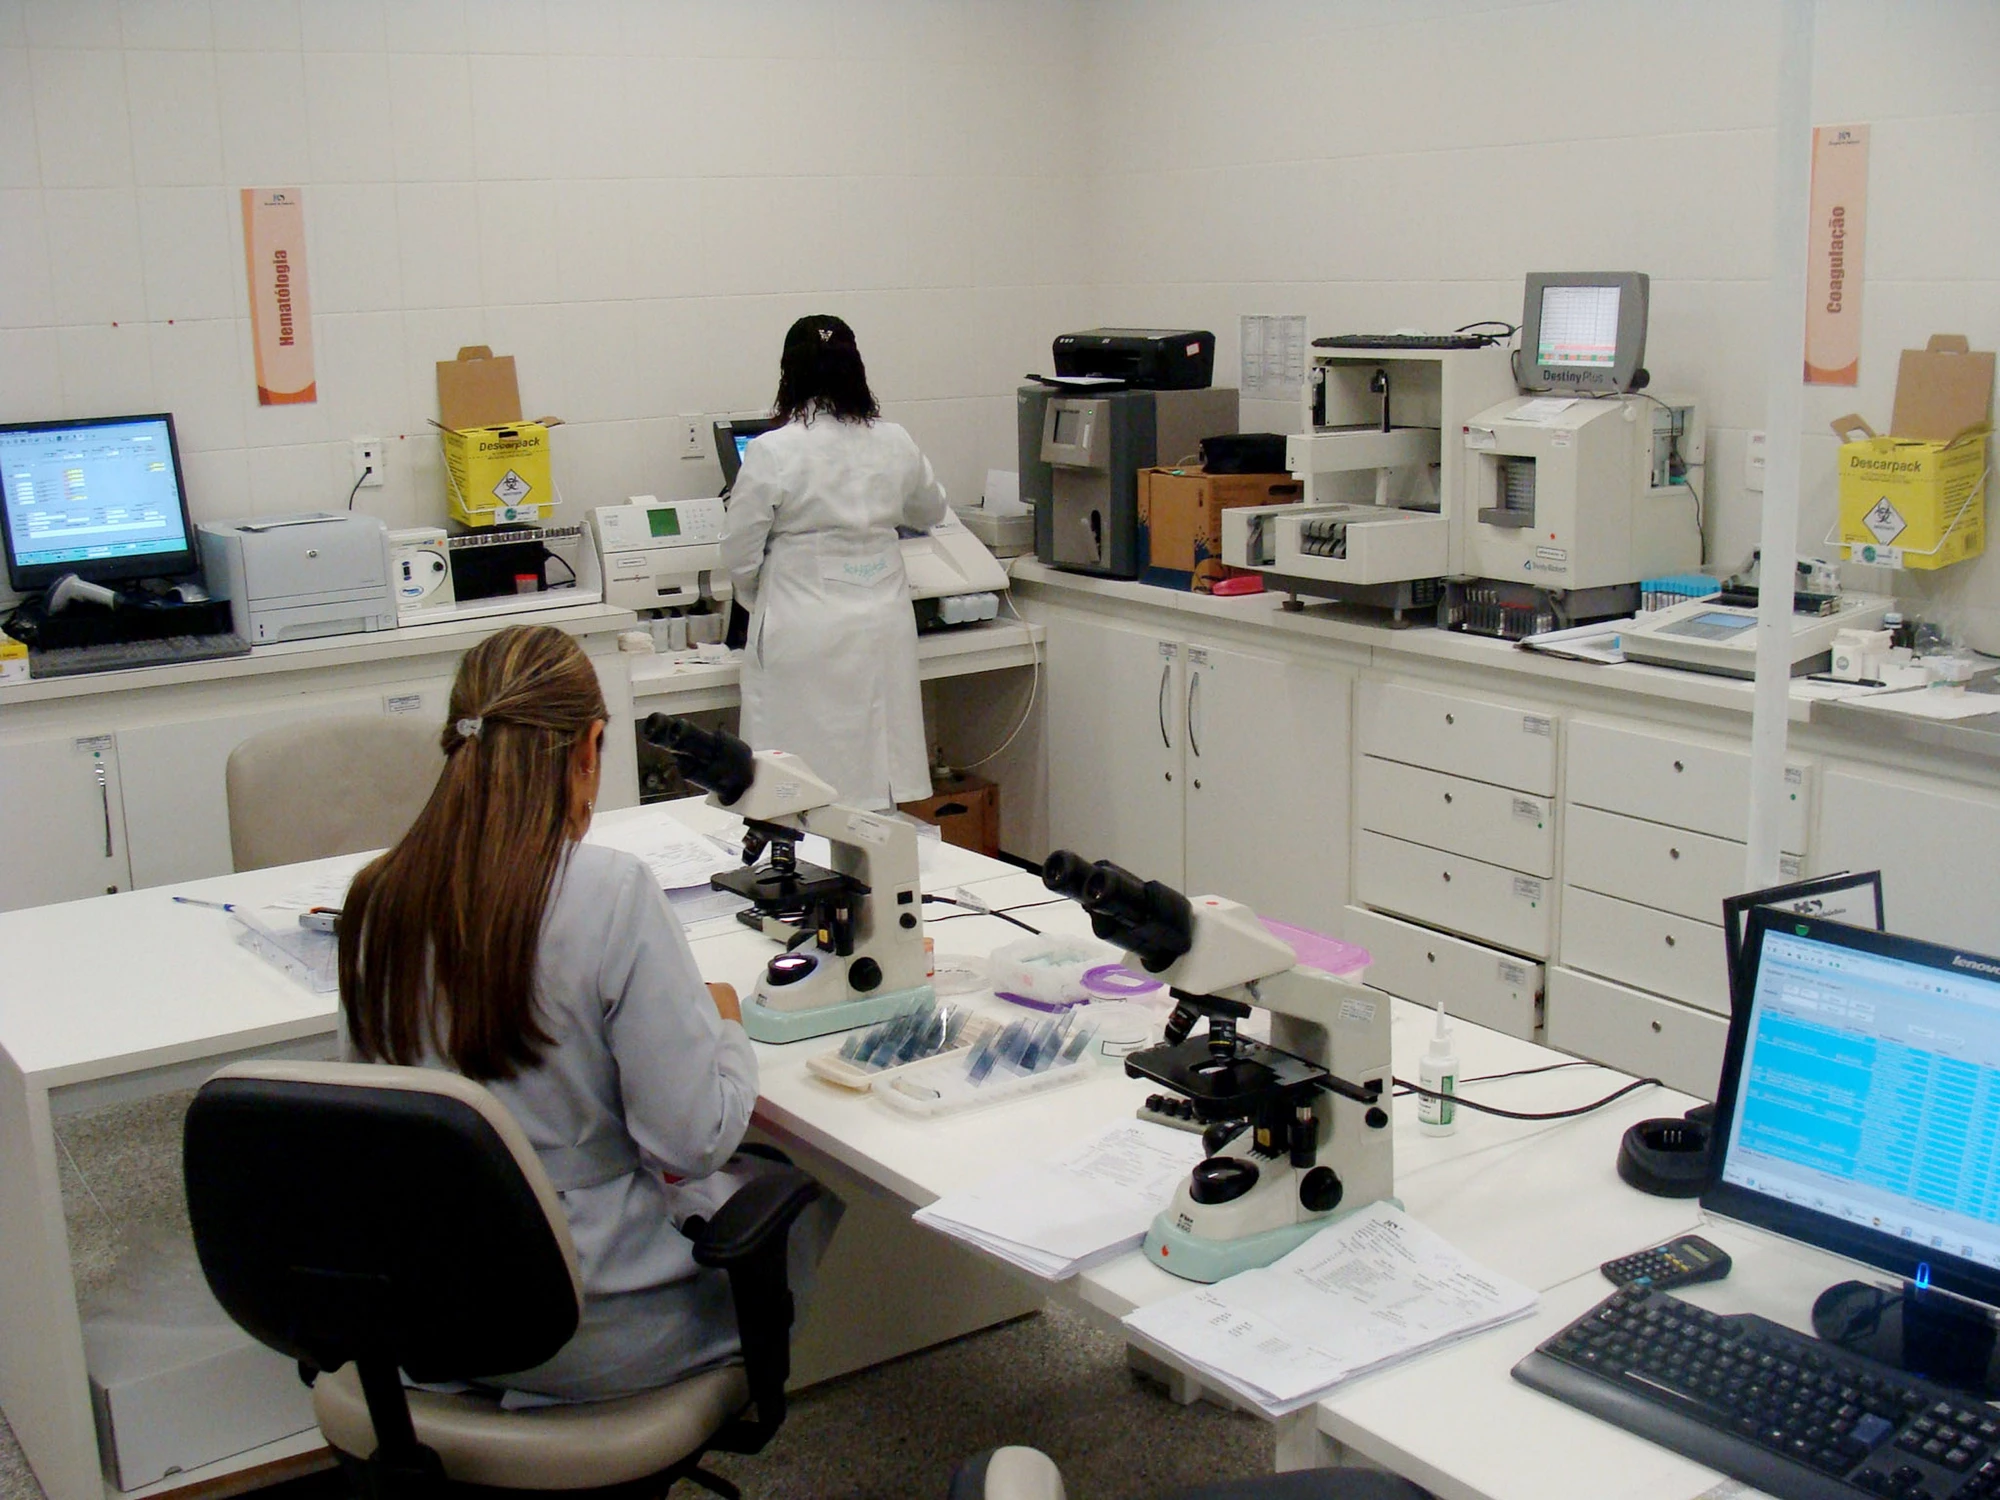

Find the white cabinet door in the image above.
[
  {"left": 1183, "top": 643, "right": 1349, "bottom": 931},
  {"left": 0, "top": 732, "right": 132, "bottom": 910},
  {"left": 1045, "top": 615, "right": 1183, "bottom": 883},
  {"left": 1815, "top": 767, "right": 2000, "bottom": 954}
]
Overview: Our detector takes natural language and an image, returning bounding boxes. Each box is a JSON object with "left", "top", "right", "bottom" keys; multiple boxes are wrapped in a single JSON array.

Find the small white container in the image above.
[{"left": 1417, "top": 1002, "right": 1460, "bottom": 1136}]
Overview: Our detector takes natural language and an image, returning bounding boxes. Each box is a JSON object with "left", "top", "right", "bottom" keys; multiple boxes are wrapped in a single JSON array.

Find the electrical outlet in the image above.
[
  {"left": 1744, "top": 430, "right": 1767, "bottom": 492},
  {"left": 351, "top": 436, "right": 385, "bottom": 488},
  {"left": 678, "top": 416, "right": 704, "bottom": 461}
]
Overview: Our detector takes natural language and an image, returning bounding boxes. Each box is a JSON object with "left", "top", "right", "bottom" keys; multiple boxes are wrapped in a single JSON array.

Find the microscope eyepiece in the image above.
[
  {"left": 1040, "top": 849, "right": 1094, "bottom": 899},
  {"left": 641, "top": 714, "right": 756, "bottom": 806},
  {"left": 1042, "top": 850, "right": 1194, "bottom": 972}
]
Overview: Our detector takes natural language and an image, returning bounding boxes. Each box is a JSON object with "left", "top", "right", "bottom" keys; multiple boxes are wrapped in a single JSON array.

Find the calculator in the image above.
[{"left": 1599, "top": 1235, "right": 1733, "bottom": 1291}]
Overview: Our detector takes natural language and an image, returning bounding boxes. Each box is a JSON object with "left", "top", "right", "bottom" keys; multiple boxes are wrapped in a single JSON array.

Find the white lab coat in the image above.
[{"left": 722, "top": 415, "right": 948, "bottom": 809}]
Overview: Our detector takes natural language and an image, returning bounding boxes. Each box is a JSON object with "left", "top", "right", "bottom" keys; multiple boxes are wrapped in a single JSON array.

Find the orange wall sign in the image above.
[
  {"left": 1804, "top": 124, "right": 1869, "bottom": 386},
  {"left": 241, "top": 188, "right": 317, "bottom": 405}
]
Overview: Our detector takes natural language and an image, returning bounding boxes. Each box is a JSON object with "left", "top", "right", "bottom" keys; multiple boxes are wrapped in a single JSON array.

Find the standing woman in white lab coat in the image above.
[{"left": 721, "top": 315, "right": 949, "bottom": 810}]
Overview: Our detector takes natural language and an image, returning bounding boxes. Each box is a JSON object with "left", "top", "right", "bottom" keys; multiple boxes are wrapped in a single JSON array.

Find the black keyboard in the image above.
[
  {"left": 1514, "top": 1285, "right": 2000, "bottom": 1500},
  {"left": 27, "top": 632, "right": 251, "bottom": 678},
  {"left": 1312, "top": 333, "right": 1500, "bottom": 350}
]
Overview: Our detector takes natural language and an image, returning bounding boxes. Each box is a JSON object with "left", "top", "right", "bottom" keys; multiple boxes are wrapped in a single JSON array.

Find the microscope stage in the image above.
[{"left": 1123, "top": 1035, "right": 1329, "bottom": 1114}]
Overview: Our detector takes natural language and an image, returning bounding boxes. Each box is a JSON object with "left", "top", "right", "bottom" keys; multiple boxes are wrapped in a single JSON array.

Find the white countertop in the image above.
[
  {"left": 1010, "top": 561, "right": 1823, "bottom": 724},
  {"left": 625, "top": 618, "right": 1042, "bottom": 704},
  {"left": 0, "top": 600, "right": 637, "bottom": 708}
]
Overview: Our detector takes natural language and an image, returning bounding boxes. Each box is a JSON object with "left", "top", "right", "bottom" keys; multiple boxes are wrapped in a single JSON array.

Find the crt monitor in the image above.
[
  {"left": 1517, "top": 272, "right": 1650, "bottom": 394},
  {"left": 0, "top": 413, "right": 199, "bottom": 592},
  {"left": 1705, "top": 906, "right": 2000, "bottom": 1390},
  {"left": 713, "top": 414, "right": 782, "bottom": 490}
]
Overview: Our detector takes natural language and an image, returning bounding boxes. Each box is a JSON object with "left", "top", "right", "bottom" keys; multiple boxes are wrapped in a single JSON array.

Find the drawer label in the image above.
[
  {"left": 1157, "top": 641, "right": 1179, "bottom": 660},
  {"left": 1779, "top": 853, "right": 1803, "bottom": 879},
  {"left": 1339, "top": 996, "right": 1378, "bottom": 1024},
  {"left": 1522, "top": 714, "right": 1553, "bottom": 737},
  {"left": 1512, "top": 875, "right": 1544, "bottom": 904},
  {"left": 1512, "top": 796, "right": 1544, "bottom": 823},
  {"left": 1783, "top": 766, "right": 1805, "bottom": 786},
  {"left": 1187, "top": 646, "right": 1211, "bottom": 667},
  {"left": 383, "top": 693, "right": 424, "bottom": 715},
  {"left": 1498, "top": 959, "right": 1531, "bottom": 986},
  {"left": 74, "top": 734, "right": 113, "bottom": 754}
]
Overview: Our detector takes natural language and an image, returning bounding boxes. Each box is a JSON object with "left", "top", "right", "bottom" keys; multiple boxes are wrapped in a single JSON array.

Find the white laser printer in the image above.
[{"left": 197, "top": 513, "right": 397, "bottom": 645}]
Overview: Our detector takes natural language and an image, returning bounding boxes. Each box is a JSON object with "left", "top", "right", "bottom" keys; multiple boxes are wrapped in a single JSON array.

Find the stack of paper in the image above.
[
  {"left": 913, "top": 1121, "right": 1207, "bottom": 1280},
  {"left": 1122, "top": 1202, "right": 1537, "bottom": 1416}
]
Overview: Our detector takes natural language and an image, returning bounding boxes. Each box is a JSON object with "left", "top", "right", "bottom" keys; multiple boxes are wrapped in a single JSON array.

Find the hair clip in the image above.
[
  {"left": 455, "top": 716, "right": 484, "bottom": 740},
  {"left": 818, "top": 327, "right": 833, "bottom": 342}
]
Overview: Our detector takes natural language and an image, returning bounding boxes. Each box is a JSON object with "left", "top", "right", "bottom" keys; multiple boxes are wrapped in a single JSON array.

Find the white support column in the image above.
[{"left": 1746, "top": 0, "right": 1818, "bottom": 887}]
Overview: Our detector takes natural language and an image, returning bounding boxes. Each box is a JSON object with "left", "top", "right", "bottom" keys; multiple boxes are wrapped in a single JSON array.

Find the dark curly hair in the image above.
[{"left": 772, "top": 314, "right": 880, "bottom": 425}]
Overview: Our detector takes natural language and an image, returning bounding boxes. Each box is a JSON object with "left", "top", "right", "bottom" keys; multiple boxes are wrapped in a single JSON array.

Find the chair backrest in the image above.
[
  {"left": 183, "top": 1060, "right": 582, "bottom": 1383},
  {"left": 226, "top": 716, "right": 446, "bottom": 872}
]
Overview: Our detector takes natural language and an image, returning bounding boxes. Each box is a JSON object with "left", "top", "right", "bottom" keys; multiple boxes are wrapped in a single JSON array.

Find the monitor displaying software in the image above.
[
  {"left": 0, "top": 414, "right": 197, "bottom": 590},
  {"left": 1709, "top": 912, "right": 2000, "bottom": 1302},
  {"left": 1517, "top": 271, "right": 1649, "bottom": 393}
]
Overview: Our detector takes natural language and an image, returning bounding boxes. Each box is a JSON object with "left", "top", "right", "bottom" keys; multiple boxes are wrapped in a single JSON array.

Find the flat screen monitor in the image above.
[
  {"left": 0, "top": 414, "right": 198, "bottom": 591},
  {"left": 1517, "top": 272, "right": 1649, "bottom": 394},
  {"left": 1705, "top": 908, "right": 2000, "bottom": 1326},
  {"left": 713, "top": 415, "right": 782, "bottom": 490}
]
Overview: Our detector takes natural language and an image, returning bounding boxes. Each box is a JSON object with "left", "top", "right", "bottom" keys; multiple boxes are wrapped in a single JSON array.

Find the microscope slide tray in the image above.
[
  {"left": 805, "top": 1015, "right": 1001, "bottom": 1092},
  {"left": 875, "top": 1047, "right": 1101, "bottom": 1119}
]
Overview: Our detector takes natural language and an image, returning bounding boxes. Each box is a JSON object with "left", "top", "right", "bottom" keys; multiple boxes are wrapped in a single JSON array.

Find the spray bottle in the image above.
[{"left": 1418, "top": 1001, "right": 1460, "bottom": 1136}]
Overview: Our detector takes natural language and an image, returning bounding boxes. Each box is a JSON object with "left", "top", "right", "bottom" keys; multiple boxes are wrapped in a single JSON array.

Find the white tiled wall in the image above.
[
  {"left": 1077, "top": 0, "right": 2000, "bottom": 645},
  {"left": 0, "top": 0, "right": 1091, "bottom": 544}
]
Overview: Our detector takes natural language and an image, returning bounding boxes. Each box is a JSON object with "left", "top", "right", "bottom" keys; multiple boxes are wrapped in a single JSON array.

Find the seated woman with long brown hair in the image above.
[{"left": 338, "top": 623, "right": 760, "bottom": 1402}]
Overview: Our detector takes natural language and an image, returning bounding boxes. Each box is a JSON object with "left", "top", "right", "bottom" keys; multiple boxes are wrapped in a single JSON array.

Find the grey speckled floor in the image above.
[{"left": 2, "top": 1093, "right": 1276, "bottom": 1500}]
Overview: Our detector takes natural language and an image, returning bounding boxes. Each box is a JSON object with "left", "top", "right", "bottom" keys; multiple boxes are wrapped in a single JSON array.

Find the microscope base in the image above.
[
  {"left": 740, "top": 983, "right": 937, "bottom": 1045},
  {"left": 1142, "top": 1200, "right": 1393, "bottom": 1284}
]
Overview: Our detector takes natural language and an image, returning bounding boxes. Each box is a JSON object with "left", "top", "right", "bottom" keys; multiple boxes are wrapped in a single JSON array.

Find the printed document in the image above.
[
  {"left": 913, "top": 1121, "right": 1207, "bottom": 1280},
  {"left": 1122, "top": 1202, "right": 1537, "bottom": 1414}
]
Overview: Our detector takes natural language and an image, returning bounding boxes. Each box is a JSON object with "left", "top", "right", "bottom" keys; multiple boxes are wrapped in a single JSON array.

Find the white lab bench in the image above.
[
  {"left": 0, "top": 800, "right": 1722, "bottom": 1500},
  {"left": 0, "top": 608, "right": 1041, "bottom": 914},
  {"left": 1005, "top": 561, "right": 2000, "bottom": 1098}
]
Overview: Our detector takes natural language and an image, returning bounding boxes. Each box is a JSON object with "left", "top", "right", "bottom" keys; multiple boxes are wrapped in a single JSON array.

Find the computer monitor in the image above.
[
  {"left": 1706, "top": 907, "right": 2000, "bottom": 1390},
  {"left": 1517, "top": 272, "right": 1650, "bottom": 394},
  {"left": 713, "top": 415, "right": 782, "bottom": 490},
  {"left": 0, "top": 414, "right": 199, "bottom": 592}
]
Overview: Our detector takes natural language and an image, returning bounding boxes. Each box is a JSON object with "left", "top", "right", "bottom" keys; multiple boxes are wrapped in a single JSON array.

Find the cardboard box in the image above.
[
  {"left": 899, "top": 773, "right": 1000, "bottom": 858},
  {"left": 1138, "top": 468, "right": 1301, "bottom": 592},
  {"left": 1833, "top": 335, "right": 1993, "bottom": 571},
  {"left": 435, "top": 346, "right": 559, "bottom": 529},
  {"left": 0, "top": 635, "right": 27, "bottom": 683}
]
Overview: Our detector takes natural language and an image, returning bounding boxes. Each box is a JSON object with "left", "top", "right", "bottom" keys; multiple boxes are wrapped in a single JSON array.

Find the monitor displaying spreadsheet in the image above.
[
  {"left": 0, "top": 413, "right": 198, "bottom": 590},
  {"left": 1708, "top": 911, "right": 2000, "bottom": 1306},
  {"left": 1536, "top": 284, "right": 1623, "bottom": 369},
  {"left": 1517, "top": 272, "right": 1650, "bottom": 393}
]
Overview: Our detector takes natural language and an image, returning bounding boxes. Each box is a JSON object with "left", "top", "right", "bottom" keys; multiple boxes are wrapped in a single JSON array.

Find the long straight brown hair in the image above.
[{"left": 340, "top": 625, "right": 607, "bottom": 1081}]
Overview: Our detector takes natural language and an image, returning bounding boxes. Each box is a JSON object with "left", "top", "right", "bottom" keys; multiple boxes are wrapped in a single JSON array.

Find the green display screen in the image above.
[{"left": 647, "top": 507, "right": 682, "bottom": 538}]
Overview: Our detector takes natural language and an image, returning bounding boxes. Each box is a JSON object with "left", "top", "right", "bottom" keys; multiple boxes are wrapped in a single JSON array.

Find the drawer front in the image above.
[
  {"left": 1357, "top": 757, "right": 1555, "bottom": 877},
  {"left": 1566, "top": 719, "right": 1809, "bottom": 849},
  {"left": 1564, "top": 805, "right": 1746, "bottom": 923},
  {"left": 1545, "top": 966, "right": 1728, "bottom": 1100},
  {"left": 1355, "top": 830, "right": 1552, "bottom": 958},
  {"left": 1340, "top": 904, "right": 1542, "bottom": 1039},
  {"left": 1358, "top": 680, "right": 1556, "bottom": 794},
  {"left": 1560, "top": 887, "right": 1730, "bottom": 1013}
]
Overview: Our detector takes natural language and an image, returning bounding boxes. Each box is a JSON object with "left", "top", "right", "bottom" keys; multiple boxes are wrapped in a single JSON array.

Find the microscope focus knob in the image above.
[
  {"left": 1299, "top": 1166, "right": 1344, "bottom": 1214},
  {"left": 1189, "top": 1157, "right": 1260, "bottom": 1206},
  {"left": 848, "top": 957, "right": 883, "bottom": 992}
]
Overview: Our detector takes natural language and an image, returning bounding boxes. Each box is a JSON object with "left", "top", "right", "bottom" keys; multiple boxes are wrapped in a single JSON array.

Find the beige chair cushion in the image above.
[
  {"left": 312, "top": 1363, "right": 751, "bottom": 1490},
  {"left": 226, "top": 715, "right": 445, "bottom": 871}
]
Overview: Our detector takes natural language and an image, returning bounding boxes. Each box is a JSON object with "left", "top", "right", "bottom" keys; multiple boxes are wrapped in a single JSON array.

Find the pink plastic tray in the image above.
[{"left": 1260, "top": 918, "right": 1370, "bottom": 978}]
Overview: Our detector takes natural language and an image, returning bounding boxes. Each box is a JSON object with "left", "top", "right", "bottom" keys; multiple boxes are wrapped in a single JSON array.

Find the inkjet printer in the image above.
[{"left": 1050, "top": 328, "right": 1217, "bottom": 390}]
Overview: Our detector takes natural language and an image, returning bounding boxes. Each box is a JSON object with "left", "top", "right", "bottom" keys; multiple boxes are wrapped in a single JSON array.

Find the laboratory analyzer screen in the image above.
[
  {"left": 1536, "top": 285, "right": 1623, "bottom": 369},
  {"left": 0, "top": 417, "right": 191, "bottom": 572},
  {"left": 1720, "top": 929, "right": 2000, "bottom": 1273},
  {"left": 647, "top": 507, "right": 682, "bottom": 538}
]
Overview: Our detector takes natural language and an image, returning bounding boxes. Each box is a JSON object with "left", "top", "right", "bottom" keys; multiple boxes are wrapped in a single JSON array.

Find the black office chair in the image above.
[
  {"left": 950, "top": 1448, "right": 1433, "bottom": 1500},
  {"left": 183, "top": 1060, "right": 821, "bottom": 1500}
]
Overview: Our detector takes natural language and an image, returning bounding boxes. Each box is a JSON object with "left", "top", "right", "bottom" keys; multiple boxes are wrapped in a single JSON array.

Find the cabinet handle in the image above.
[
  {"left": 1664, "top": 934, "right": 1677, "bottom": 948},
  {"left": 1443, "top": 791, "right": 1453, "bottom": 805},
  {"left": 1157, "top": 662, "right": 1172, "bottom": 749},
  {"left": 1193, "top": 778, "right": 1202, "bottom": 790},
  {"left": 1672, "top": 759, "right": 1685, "bottom": 773},
  {"left": 1441, "top": 871, "right": 1452, "bottom": 883},
  {"left": 1669, "top": 847, "right": 1681, "bottom": 860},
  {"left": 1186, "top": 671, "right": 1202, "bottom": 758},
  {"left": 95, "top": 762, "right": 112, "bottom": 859},
  {"left": 1651, "top": 1020, "right": 1663, "bottom": 1034},
  {"left": 1445, "top": 712, "right": 1456, "bottom": 726}
]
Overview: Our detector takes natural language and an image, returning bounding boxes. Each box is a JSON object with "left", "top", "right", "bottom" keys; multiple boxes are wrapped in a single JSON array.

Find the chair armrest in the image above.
[{"left": 686, "top": 1165, "right": 822, "bottom": 1269}]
